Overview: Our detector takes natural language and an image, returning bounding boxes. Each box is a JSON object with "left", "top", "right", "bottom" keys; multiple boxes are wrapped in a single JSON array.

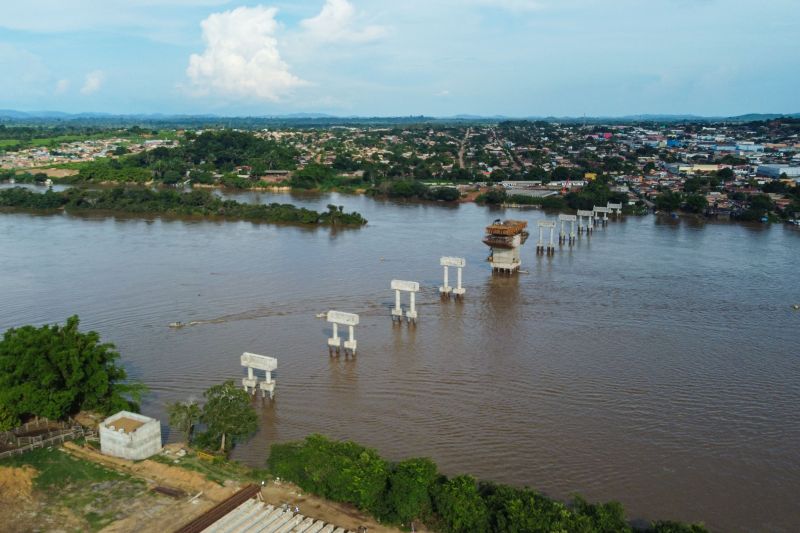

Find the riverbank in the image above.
[{"left": 0, "top": 440, "right": 419, "bottom": 533}]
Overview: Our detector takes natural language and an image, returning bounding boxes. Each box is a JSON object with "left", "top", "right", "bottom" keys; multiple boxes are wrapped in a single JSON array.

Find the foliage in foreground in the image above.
[
  {"left": 268, "top": 434, "right": 709, "bottom": 533},
  {"left": 0, "top": 186, "right": 367, "bottom": 226},
  {"left": 194, "top": 380, "right": 258, "bottom": 453},
  {"left": 0, "top": 316, "right": 144, "bottom": 430}
]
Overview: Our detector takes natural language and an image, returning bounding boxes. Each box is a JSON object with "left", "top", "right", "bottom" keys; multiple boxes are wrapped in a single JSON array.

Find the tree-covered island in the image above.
[{"left": 0, "top": 186, "right": 368, "bottom": 226}]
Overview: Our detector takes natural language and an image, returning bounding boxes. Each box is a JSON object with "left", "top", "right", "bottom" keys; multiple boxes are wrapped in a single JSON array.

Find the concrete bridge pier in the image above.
[
  {"left": 391, "top": 280, "right": 420, "bottom": 325},
  {"left": 328, "top": 311, "right": 359, "bottom": 356},
  {"left": 536, "top": 225, "right": 544, "bottom": 254}
]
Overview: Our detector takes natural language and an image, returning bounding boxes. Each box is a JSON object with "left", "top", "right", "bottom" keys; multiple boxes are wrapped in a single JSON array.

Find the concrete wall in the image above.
[{"left": 99, "top": 411, "right": 162, "bottom": 461}]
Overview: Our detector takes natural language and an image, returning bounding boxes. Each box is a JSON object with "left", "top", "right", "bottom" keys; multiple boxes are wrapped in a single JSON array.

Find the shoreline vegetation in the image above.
[
  {"left": 0, "top": 186, "right": 368, "bottom": 226},
  {"left": 263, "top": 434, "right": 709, "bottom": 533}
]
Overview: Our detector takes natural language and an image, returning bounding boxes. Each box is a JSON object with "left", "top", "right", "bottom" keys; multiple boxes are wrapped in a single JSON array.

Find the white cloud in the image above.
[
  {"left": 186, "top": 6, "right": 307, "bottom": 102},
  {"left": 436, "top": 89, "right": 451, "bottom": 97},
  {"left": 54, "top": 79, "right": 70, "bottom": 94},
  {"left": 80, "top": 70, "right": 105, "bottom": 94},
  {"left": 300, "top": 0, "right": 386, "bottom": 43}
]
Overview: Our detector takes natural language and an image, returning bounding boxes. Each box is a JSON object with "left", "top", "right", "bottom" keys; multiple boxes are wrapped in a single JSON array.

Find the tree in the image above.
[
  {"left": 655, "top": 191, "right": 682, "bottom": 212},
  {"left": 167, "top": 400, "right": 201, "bottom": 443},
  {"left": 716, "top": 167, "right": 734, "bottom": 181},
  {"left": 0, "top": 315, "right": 144, "bottom": 429},
  {"left": 432, "top": 475, "right": 489, "bottom": 533},
  {"left": 199, "top": 380, "right": 258, "bottom": 453},
  {"left": 385, "top": 458, "right": 438, "bottom": 523},
  {"left": 684, "top": 194, "right": 708, "bottom": 214}
]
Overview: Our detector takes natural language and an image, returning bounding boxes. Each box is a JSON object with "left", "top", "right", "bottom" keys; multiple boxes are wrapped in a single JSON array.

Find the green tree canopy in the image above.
[
  {"left": 0, "top": 315, "right": 143, "bottom": 429},
  {"left": 199, "top": 380, "right": 258, "bottom": 453}
]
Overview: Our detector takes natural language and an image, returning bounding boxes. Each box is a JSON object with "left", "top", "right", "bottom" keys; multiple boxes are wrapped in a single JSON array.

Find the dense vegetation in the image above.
[
  {"left": 268, "top": 434, "right": 708, "bottom": 533},
  {"left": 0, "top": 316, "right": 144, "bottom": 430},
  {"left": 368, "top": 179, "right": 461, "bottom": 201},
  {"left": 0, "top": 186, "right": 367, "bottom": 226}
]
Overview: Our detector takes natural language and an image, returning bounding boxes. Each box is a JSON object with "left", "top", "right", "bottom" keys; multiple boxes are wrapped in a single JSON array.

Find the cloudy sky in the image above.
[{"left": 0, "top": 0, "right": 797, "bottom": 116}]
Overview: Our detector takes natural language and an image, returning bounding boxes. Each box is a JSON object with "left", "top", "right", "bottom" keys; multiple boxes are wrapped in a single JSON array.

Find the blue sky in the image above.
[{"left": 0, "top": 0, "right": 797, "bottom": 117}]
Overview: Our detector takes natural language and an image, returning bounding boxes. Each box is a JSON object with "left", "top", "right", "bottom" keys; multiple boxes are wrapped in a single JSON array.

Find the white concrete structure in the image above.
[
  {"left": 536, "top": 220, "right": 556, "bottom": 255},
  {"left": 558, "top": 214, "right": 577, "bottom": 245},
  {"left": 201, "top": 498, "right": 357, "bottom": 533},
  {"left": 327, "top": 310, "right": 359, "bottom": 356},
  {"left": 593, "top": 206, "right": 610, "bottom": 226},
  {"left": 483, "top": 220, "right": 528, "bottom": 274},
  {"left": 241, "top": 352, "right": 277, "bottom": 399},
  {"left": 607, "top": 202, "right": 622, "bottom": 216},
  {"left": 576, "top": 209, "right": 594, "bottom": 234},
  {"left": 440, "top": 256, "right": 466, "bottom": 299},
  {"left": 391, "top": 280, "right": 420, "bottom": 323},
  {"left": 99, "top": 411, "right": 162, "bottom": 460}
]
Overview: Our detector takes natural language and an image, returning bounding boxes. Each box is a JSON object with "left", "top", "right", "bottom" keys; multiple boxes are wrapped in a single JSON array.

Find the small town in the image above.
[{"left": 2, "top": 118, "right": 799, "bottom": 222}]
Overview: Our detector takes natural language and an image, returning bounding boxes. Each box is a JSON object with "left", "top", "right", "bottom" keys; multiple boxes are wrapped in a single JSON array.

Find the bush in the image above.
[
  {"left": 267, "top": 435, "right": 709, "bottom": 532},
  {"left": 269, "top": 434, "right": 389, "bottom": 514},
  {"left": 432, "top": 475, "right": 489, "bottom": 532},
  {"left": 384, "top": 458, "right": 438, "bottom": 523}
]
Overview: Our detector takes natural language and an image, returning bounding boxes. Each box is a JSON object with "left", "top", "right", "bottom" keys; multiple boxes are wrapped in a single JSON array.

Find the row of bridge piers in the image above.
[{"left": 538, "top": 203, "right": 623, "bottom": 254}]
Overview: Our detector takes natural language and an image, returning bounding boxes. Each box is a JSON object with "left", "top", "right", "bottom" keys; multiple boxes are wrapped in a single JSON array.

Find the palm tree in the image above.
[{"left": 167, "top": 400, "right": 201, "bottom": 444}]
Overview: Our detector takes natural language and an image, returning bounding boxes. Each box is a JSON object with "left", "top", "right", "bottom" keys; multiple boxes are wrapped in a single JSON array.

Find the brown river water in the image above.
[{"left": 1, "top": 186, "right": 799, "bottom": 531}]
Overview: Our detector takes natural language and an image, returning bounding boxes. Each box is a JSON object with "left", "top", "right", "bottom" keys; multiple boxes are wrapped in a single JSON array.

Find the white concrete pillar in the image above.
[
  {"left": 443, "top": 266, "right": 450, "bottom": 292},
  {"left": 332, "top": 322, "right": 339, "bottom": 342},
  {"left": 456, "top": 267, "right": 462, "bottom": 292},
  {"left": 395, "top": 290, "right": 401, "bottom": 314},
  {"left": 409, "top": 292, "right": 416, "bottom": 316}
]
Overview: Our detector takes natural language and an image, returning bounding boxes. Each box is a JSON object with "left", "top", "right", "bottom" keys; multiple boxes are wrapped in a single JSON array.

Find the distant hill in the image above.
[{"left": 0, "top": 109, "right": 798, "bottom": 128}]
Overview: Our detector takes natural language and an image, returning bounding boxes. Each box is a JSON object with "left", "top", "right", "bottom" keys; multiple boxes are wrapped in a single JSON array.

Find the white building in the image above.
[
  {"left": 757, "top": 165, "right": 800, "bottom": 178},
  {"left": 99, "top": 411, "right": 162, "bottom": 460}
]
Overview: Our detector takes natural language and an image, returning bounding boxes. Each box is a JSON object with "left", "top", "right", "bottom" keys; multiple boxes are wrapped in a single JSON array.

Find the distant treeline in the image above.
[
  {"left": 0, "top": 187, "right": 367, "bottom": 226},
  {"left": 269, "top": 434, "right": 708, "bottom": 533}
]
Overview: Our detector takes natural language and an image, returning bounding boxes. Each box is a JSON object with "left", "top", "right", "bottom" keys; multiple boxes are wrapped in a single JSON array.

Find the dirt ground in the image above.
[
  {"left": 0, "top": 442, "right": 426, "bottom": 533},
  {"left": 0, "top": 465, "right": 37, "bottom": 532},
  {"left": 27, "top": 168, "right": 79, "bottom": 178}
]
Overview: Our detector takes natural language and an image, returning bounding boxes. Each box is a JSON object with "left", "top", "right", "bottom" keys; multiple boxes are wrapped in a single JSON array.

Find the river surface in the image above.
[{"left": 1, "top": 186, "right": 799, "bottom": 532}]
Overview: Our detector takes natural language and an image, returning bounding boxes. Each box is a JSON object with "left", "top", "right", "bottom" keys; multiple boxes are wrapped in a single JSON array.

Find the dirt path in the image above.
[
  {"left": 64, "top": 443, "right": 238, "bottom": 533},
  {"left": 458, "top": 127, "right": 471, "bottom": 169}
]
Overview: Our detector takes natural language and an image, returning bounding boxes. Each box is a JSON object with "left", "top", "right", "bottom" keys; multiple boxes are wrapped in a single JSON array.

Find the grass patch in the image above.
[
  {"left": 0, "top": 446, "right": 147, "bottom": 531},
  {"left": 0, "top": 447, "right": 127, "bottom": 489}
]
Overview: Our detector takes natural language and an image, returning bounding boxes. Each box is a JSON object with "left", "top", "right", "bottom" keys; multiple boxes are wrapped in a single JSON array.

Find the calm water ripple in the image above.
[{"left": 1, "top": 189, "right": 799, "bottom": 531}]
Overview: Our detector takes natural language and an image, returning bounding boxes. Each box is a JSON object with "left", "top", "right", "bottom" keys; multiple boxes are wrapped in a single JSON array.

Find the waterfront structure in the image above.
[
  {"left": 607, "top": 203, "right": 622, "bottom": 216},
  {"left": 593, "top": 206, "right": 610, "bottom": 226},
  {"left": 327, "top": 310, "right": 359, "bottom": 356},
  {"left": 99, "top": 411, "right": 162, "bottom": 460},
  {"left": 440, "top": 256, "right": 466, "bottom": 299},
  {"left": 536, "top": 220, "right": 556, "bottom": 255},
  {"left": 391, "top": 279, "right": 420, "bottom": 323},
  {"left": 241, "top": 352, "right": 277, "bottom": 399},
  {"left": 577, "top": 209, "right": 594, "bottom": 234},
  {"left": 483, "top": 219, "right": 529, "bottom": 273},
  {"left": 558, "top": 214, "right": 577, "bottom": 245}
]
